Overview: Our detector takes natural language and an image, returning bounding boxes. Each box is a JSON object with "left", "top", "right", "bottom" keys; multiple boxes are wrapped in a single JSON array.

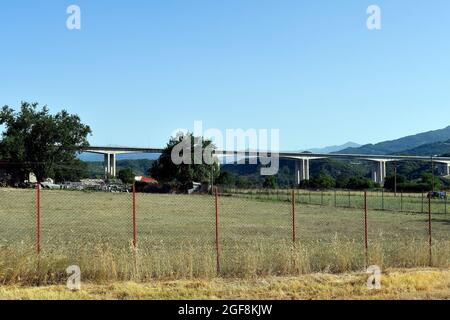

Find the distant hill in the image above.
[
  {"left": 305, "top": 142, "right": 361, "bottom": 154},
  {"left": 338, "top": 125, "right": 450, "bottom": 155},
  {"left": 395, "top": 139, "right": 450, "bottom": 156}
]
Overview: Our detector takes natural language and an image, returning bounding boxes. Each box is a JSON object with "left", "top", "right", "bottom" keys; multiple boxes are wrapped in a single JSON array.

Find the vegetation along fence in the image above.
[
  {"left": 222, "top": 188, "right": 450, "bottom": 215},
  {"left": 0, "top": 186, "right": 449, "bottom": 281}
]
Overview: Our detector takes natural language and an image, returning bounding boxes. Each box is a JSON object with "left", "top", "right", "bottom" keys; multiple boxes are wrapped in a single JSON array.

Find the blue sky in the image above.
[{"left": 1, "top": 1, "right": 450, "bottom": 151}]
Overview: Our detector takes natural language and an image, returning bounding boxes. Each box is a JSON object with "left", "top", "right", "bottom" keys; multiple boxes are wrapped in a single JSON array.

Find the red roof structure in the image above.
[{"left": 135, "top": 176, "right": 158, "bottom": 184}]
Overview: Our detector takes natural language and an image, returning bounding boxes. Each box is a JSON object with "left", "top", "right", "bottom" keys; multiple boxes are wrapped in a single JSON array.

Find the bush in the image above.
[
  {"left": 396, "top": 183, "right": 430, "bottom": 193},
  {"left": 263, "top": 176, "right": 277, "bottom": 189},
  {"left": 118, "top": 168, "right": 135, "bottom": 184},
  {"left": 309, "top": 172, "right": 336, "bottom": 189},
  {"left": 346, "top": 176, "right": 376, "bottom": 190}
]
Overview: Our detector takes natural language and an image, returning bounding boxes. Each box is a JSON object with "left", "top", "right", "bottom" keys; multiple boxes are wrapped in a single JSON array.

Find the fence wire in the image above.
[
  {"left": 135, "top": 192, "right": 215, "bottom": 249},
  {"left": 0, "top": 186, "right": 449, "bottom": 274},
  {"left": 0, "top": 188, "right": 36, "bottom": 248},
  {"left": 40, "top": 189, "right": 133, "bottom": 250}
]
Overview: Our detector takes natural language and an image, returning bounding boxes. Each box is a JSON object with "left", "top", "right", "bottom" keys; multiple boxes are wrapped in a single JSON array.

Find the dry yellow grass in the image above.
[{"left": 1, "top": 268, "right": 449, "bottom": 300}]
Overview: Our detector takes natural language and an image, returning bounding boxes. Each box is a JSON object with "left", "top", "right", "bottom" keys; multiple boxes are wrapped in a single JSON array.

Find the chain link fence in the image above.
[
  {"left": 0, "top": 186, "right": 449, "bottom": 279},
  {"left": 40, "top": 188, "right": 133, "bottom": 250},
  {"left": 0, "top": 188, "right": 36, "bottom": 248}
]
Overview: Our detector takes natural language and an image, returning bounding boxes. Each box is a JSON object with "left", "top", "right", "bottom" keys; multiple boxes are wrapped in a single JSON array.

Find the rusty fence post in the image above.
[
  {"left": 292, "top": 190, "right": 296, "bottom": 245},
  {"left": 36, "top": 182, "right": 41, "bottom": 255},
  {"left": 364, "top": 191, "right": 369, "bottom": 267},
  {"left": 215, "top": 187, "right": 221, "bottom": 275},
  {"left": 428, "top": 195, "right": 432, "bottom": 266},
  {"left": 132, "top": 183, "right": 137, "bottom": 248}
]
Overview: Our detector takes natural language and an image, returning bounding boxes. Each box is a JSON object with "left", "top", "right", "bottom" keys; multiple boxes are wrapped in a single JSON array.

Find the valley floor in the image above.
[{"left": 1, "top": 268, "right": 449, "bottom": 300}]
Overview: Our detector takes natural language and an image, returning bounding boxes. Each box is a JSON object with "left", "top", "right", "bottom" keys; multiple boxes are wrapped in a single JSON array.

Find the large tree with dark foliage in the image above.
[
  {"left": 308, "top": 171, "right": 336, "bottom": 189},
  {"left": 216, "top": 171, "right": 236, "bottom": 187},
  {"left": 118, "top": 168, "right": 135, "bottom": 184},
  {"left": 150, "top": 133, "right": 220, "bottom": 187},
  {"left": 0, "top": 102, "right": 91, "bottom": 182}
]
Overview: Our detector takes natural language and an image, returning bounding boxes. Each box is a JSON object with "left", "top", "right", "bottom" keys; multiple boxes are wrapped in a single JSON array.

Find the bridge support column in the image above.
[
  {"left": 104, "top": 153, "right": 110, "bottom": 178},
  {"left": 110, "top": 153, "right": 116, "bottom": 177},
  {"left": 104, "top": 153, "right": 117, "bottom": 178},
  {"left": 372, "top": 161, "right": 387, "bottom": 185},
  {"left": 295, "top": 159, "right": 310, "bottom": 185}
]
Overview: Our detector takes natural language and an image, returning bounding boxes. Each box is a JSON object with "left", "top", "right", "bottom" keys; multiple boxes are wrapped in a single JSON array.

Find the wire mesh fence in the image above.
[
  {"left": 135, "top": 192, "right": 216, "bottom": 248},
  {"left": 0, "top": 188, "right": 36, "bottom": 248},
  {"left": 218, "top": 189, "right": 293, "bottom": 275},
  {"left": 40, "top": 188, "right": 133, "bottom": 250},
  {"left": 0, "top": 185, "right": 449, "bottom": 278},
  {"left": 222, "top": 188, "right": 450, "bottom": 214}
]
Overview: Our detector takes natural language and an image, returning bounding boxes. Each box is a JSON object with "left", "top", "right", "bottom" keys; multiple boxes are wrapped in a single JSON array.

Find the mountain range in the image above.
[
  {"left": 304, "top": 142, "right": 361, "bottom": 154},
  {"left": 395, "top": 139, "right": 450, "bottom": 156},
  {"left": 337, "top": 125, "right": 450, "bottom": 156}
]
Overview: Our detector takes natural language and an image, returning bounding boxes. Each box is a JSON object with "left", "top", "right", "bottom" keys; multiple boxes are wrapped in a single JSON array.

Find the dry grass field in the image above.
[
  {"left": 0, "top": 268, "right": 449, "bottom": 300},
  {"left": 0, "top": 188, "right": 448, "bottom": 289}
]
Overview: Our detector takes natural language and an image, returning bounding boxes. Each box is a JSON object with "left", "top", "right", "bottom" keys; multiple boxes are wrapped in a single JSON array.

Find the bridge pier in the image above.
[
  {"left": 104, "top": 153, "right": 117, "bottom": 178},
  {"left": 429, "top": 161, "right": 450, "bottom": 177},
  {"left": 371, "top": 160, "right": 387, "bottom": 185},
  {"left": 438, "top": 162, "right": 450, "bottom": 176},
  {"left": 294, "top": 159, "right": 310, "bottom": 185}
]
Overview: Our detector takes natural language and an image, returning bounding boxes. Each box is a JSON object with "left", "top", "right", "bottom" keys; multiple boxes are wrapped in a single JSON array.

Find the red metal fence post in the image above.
[
  {"left": 36, "top": 182, "right": 41, "bottom": 255},
  {"left": 428, "top": 196, "right": 432, "bottom": 266},
  {"left": 364, "top": 191, "right": 368, "bottom": 266},
  {"left": 132, "top": 183, "right": 137, "bottom": 248},
  {"left": 292, "top": 190, "right": 296, "bottom": 245},
  {"left": 215, "top": 187, "right": 221, "bottom": 275}
]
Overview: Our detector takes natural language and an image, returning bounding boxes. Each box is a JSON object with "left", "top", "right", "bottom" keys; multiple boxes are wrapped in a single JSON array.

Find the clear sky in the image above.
[{"left": 1, "top": 1, "right": 449, "bottom": 151}]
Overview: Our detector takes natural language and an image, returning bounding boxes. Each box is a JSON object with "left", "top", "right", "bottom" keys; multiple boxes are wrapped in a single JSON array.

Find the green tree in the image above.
[
  {"left": 263, "top": 175, "right": 277, "bottom": 189},
  {"left": 54, "top": 160, "right": 89, "bottom": 183},
  {"left": 150, "top": 133, "right": 220, "bottom": 186},
  {"left": 310, "top": 171, "right": 336, "bottom": 189},
  {"left": 236, "top": 176, "right": 253, "bottom": 188},
  {"left": 118, "top": 168, "right": 135, "bottom": 184},
  {"left": 383, "top": 175, "right": 407, "bottom": 191},
  {"left": 420, "top": 172, "right": 442, "bottom": 191},
  {"left": 0, "top": 102, "right": 91, "bottom": 182},
  {"left": 216, "top": 171, "right": 236, "bottom": 187},
  {"left": 346, "top": 176, "right": 376, "bottom": 190}
]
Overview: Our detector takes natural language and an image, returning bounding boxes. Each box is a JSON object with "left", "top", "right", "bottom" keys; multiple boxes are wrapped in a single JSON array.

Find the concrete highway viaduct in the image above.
[{"left": 83, "top": 146, "right": 450, "bottom": 186}]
